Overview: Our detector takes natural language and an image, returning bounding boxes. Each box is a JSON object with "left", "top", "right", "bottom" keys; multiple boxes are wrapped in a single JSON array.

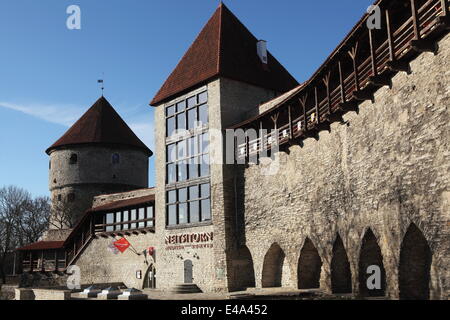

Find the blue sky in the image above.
[{"left": 0, "top": 0, "right": 373, "bottom": 197}]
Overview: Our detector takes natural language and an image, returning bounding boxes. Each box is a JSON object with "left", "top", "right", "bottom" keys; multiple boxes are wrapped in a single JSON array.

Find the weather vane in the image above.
[{"left": 97, "top": 73, "right": 104, "bottom": 96}]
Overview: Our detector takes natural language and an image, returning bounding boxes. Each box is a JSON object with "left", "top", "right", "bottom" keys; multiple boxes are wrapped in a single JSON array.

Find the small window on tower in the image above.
[
  {"left": 57, "top": 194, "right": 62, "bottom": 201},
  {"left": 49, "top": 160, "right": 51, "bottom": 169},
  {"left": 68, "top": 193, "right": 75, "bottom": 202},
  {"left": 69, "top": 154, "right": 78, "bottom": 165},
  {"left": 112, "top": 153, "right": 120, "bottom": 165}
]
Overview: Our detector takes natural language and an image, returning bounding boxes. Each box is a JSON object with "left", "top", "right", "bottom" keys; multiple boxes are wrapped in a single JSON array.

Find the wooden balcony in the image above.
[{"left": 234, "top": 0, "right": 449, "bottom": 162}]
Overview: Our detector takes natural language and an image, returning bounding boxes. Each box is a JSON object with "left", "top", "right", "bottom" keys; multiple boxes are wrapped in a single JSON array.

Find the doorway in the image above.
[
  {"left": 143, "top": 264, "right": 156, "bottom": 289},
  {"left": 184, "top": 260, "right": 193, "bottom": 284}
]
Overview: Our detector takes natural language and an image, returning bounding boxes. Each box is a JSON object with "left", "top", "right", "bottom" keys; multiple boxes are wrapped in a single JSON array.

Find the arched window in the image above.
[
  {"left": 399, "top": 224, "right": 432, "bottom": 300},
  {"left": 112, "top": 153, "right": 120, "bottom": 165},
  {"left": 262, "top": 243, "right": 286, "bottom": 288},
  {"left": 298, "top": 238, "right": 322, "bottom": 289},
  {"left": 69, "top": 154, "right": 78, "bottom": 165},
  {"left": 331, "top": 235, "right": 352, "bottom": 294}
]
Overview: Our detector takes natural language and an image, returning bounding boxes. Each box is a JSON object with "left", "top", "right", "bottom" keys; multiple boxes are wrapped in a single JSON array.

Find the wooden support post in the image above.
[
  {"left": 322, "top": 74, "right": 341, "bottom": 125},
  {"left": 299, "top": 96, "right": 307, "bottom": 131},
  {"left": 337, "top": 60, "right": 358, "bottom": 113},
  {"left": 410, "top": 0, "right": 438, "bottom": 53},
  {"left": 245, "top": 134, "right": 249, "bottom": 164},
  {"left": 54, "top": 250, "right": 58, "bottom": 272},
  {"left": 288, "top": 105, "right": 293, "bottom": 139},
  {"left": 411, "top": 0, "right": 421, "bottom": 40},
  {"left": 259, "top": 121, "right": 264, "bottom": 157},
  {"left": 313, "top": 85, "right": 331, "bottom": 132},
  {"left": 270, "top": 113, "right": 280, "bottom": 150},
  {"left": 40, "top": 250, "right": 44, "bottom": 272},
  {"left": 29, "top": 252, "right": 32, "bottom": 272},
  {"left": 348, "top": 44, "right": 360, "bottom": 92},
  {"left": 386, "top": 10, "right": 395, "bottom": 63},
  {"left": 323, "top": 74, "right": 332, "bottom": 115},
  {"left": 369, "top": 29, "right": 377, "bottom": 77},
  {"left": 368, "top": 28, "right": 392, "bottom": 87},
  {"left": 298, "top": 95, "right": 316, "bottom": 140},
  {"left": 442, "top": 0, "right": 449, "bottom": 16},
  {"left": 338, "top": 61, "right": 346, "bottom": 104},
  {"left": 349, "top": 43, "right": 374, "bottom": 102},
  {"left": 386, "top": 10, "right": 411, "bottom": 74}
]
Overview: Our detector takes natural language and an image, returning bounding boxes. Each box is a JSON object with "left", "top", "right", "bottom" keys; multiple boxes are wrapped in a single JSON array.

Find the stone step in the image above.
[{"left": 172, "top": 284, "right": 202, "bottom": 294}]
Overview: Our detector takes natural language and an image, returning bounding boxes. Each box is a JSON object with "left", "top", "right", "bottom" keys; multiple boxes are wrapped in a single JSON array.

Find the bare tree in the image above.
[
  {"left": 0, "top": 186, "right": 29, "bottom": 283},
  {"left": 0, "top": 186, "right": 51, "bottom": 284},
  {"left": 49, "top": 198, "right": 75, "bottom": 230},
  {"left": 16, "top": 196, "right": 51, "bottom": 247}
]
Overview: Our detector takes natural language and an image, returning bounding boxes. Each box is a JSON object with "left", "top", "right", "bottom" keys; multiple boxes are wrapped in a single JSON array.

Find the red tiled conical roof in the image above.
[
  {"left": 150, "top": 3, "right": 298, "bottom": 106},
  {"left": 46, "top": 96, "right": 152, "bottom": 155}
]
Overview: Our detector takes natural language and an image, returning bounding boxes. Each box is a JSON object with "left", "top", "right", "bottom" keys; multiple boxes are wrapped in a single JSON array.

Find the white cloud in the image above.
[{"left": 0, "top": 101, "right": 84, "bottom": 127}]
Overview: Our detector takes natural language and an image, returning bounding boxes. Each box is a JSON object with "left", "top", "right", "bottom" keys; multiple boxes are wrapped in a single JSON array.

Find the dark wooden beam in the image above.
[
  {"left": 411, "top": 0, "right": 421, "bottom": 40},
  {"left": 348, "top": 44, "right": 360, "bottom": 92},
  {"left": 369, "top": 28, "right": 377, "bottom": 77},
  {"left": 386, "top": 9, "right": 412, "bottom": 74},
  {"left": 338, "top": 61, "right": 346, "bottom": 104},
  {"left": 314, "top": 86, "right": 331, "bottom": 133}
]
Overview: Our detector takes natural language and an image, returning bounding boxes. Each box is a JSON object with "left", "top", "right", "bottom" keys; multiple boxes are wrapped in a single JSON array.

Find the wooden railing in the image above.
[
  {"left": 95, "top": 217, "right": 155, "bottom": 236},
  {"left": 21, "top": 255, "right": 66, "bottom": 273},
  {"left": 235, "top": 0, "right": 449, "bottom": 160}
]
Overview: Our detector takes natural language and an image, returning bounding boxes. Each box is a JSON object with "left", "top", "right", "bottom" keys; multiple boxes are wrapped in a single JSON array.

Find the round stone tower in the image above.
[{"left": 46, "top": 96, "right": 152, "bottom": 228}]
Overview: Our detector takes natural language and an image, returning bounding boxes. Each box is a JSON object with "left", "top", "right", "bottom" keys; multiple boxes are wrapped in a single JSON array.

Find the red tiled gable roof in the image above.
[
  {"left": 17, "top": 241, "right": 65, "bottom": 251},
  {"left": 46, "top": 96, "right": 152, "bottom": 156},
  {"left": 150, "top": 3, "right": 299, "bottom": 106}
]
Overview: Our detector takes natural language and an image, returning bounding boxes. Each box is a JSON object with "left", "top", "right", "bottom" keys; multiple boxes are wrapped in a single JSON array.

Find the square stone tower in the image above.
[{"left": 150, "top": 3, "right": 298, "bottom": 293}]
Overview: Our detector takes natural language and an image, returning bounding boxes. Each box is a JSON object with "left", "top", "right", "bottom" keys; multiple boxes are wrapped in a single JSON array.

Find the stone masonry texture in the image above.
[{"left": 236, "top": 33, "right": 450, "bottom": 299}]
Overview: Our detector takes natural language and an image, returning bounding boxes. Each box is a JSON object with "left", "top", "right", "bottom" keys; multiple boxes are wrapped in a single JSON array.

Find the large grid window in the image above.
[
  {"left": 166, "top": 91, "right": 208, "bottom": 137},
  {"left": 167, "top": 183, "right": 211, "bottom": 226},
  {"left": 104, "top": 205, "right": 154, "bottom": 233},
  {"left": 166, "top": 133, "right": 210, "bottom": 184},
  {"left": 165, "top": 90, "right": 211, "bottom": 228}
]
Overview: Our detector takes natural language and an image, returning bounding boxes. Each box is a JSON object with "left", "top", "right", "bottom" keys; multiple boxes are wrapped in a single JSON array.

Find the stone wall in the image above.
[
  {"left": 42, "top": 229, "right": 73, "bottom": 241},
  {"left": 237, "top": 33, "right": 450, "bottom": 299},
  {"left": 74, "top": 232, "right": 158, "bottom": 289}
]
